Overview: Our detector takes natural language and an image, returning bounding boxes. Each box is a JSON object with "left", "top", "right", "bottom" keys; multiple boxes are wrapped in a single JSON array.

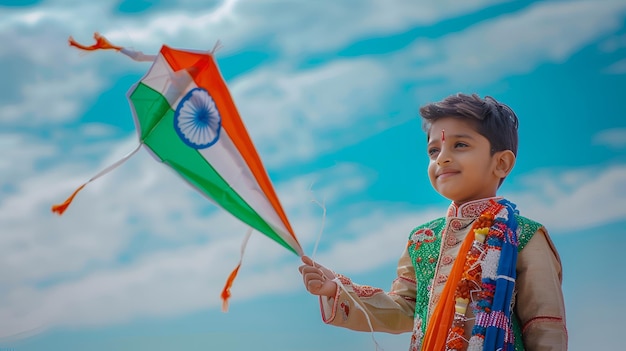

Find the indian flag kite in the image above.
[{"left": 53, "top": 33, "right": 304, "bottom": 310}]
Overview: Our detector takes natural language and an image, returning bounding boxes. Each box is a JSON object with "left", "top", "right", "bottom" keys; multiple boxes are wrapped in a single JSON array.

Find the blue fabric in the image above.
[{"left": 483, "top": 199, "right": 519, "bottom": 351}]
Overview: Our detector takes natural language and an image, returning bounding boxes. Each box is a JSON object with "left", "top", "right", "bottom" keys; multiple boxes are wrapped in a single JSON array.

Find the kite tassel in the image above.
[
  {"left": 51, "top": 143, "right": 142, "bottom": 215},
  {"left": 51, "top": 184, "right": 86, "bottom": 215},
  {"left": 68, "top": 32, "right": 122, "bottom": 52},
  {"left": 220, "top": 264, "right": 241, "bottom": 313},
  {"left": 221, "top": 228, "right": 253, "bottom": 312}
]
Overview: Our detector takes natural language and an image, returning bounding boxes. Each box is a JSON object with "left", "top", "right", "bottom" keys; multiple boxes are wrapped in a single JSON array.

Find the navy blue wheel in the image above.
[{"left": 174, "top": 87, "right": 222, "bottom": 149}]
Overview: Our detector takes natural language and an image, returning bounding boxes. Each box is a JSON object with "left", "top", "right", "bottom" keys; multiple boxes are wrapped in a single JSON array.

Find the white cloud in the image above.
[
  {"left": 2, "top": 0, "right": 493, "bottom": 56},
  {"left": 3, "top": 0, "right": 623, "bottom": 166},
  {"left": 0, "top": 70, "right": 103, "bottom": 125},
  {"left": 223, "top": 0, "right": 626, "bottom": 165},
  {"left": 231, "top": 58, "right": 402, "bottom": 166},
  {"left": 1, "top": 131, "right": 253, "bottom": 287},
  {"left": 505, "top": 164, "right": 626, "bottom": 232},
  {"left": 228, "top": 0, "right": 509, "bottom": 56},
  {"left": 604, "top": 59, "right": 626, "bottom": 75},
  {"left": 599, "top": 32, "right": 626, "bottom": 52},
  {"left": 0, "top": 24, "right": 113, "bottom": 125},
  {"left": 403, "top": 0, "right": 626, "bottom": 89},
  {"left": 78, "top": 122, "right": 120, "bottom": 138},
  {"left": 0, "top": 134, "right": 58, "bottom": 181},
  {"left": 98, "top": 0, "right": 510, "bottom": 56},
  {"left": 0, "top": 0, "right": 507, "bottom": 128},
  {"left": 313, "top": 206, "right": 444, "bottom": 274},
  {"left": 593, "top": 128, "right": 626, "bottom": 148}
]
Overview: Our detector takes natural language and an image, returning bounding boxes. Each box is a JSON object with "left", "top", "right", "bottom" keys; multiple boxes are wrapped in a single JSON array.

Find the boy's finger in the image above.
[
  {"left": 299, "top": 265, "right": 316, "bottom": 275},
  {"left": 301, "top": 255, "right": 314, "bottom": 266}
]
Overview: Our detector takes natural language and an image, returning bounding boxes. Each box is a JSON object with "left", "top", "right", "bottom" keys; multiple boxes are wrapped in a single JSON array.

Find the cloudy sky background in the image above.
[{"left": 1, "top": 0, "right": 625, "bottom": 350}]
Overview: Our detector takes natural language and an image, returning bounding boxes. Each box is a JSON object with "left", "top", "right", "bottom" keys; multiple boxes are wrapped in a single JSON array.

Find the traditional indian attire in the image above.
[{"left": 319, "top": 197, "right": 567, "bottom": 351}]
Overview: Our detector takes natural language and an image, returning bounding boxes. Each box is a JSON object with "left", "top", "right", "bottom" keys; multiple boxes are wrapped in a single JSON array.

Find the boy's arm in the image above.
[
  {"left": 516, "top": 227, "right": 568, "bottom": 351},
  {"left": 319, "top": 248, "right": 416, "bottom": 334}
]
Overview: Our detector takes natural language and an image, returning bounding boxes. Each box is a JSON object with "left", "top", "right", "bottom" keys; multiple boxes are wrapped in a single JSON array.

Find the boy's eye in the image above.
[
  {"left": 455, "top": 142, "right": 468, "bottom": 148},
  {"left": 428, "top": 147, "right": 440, "bottom": 157}
]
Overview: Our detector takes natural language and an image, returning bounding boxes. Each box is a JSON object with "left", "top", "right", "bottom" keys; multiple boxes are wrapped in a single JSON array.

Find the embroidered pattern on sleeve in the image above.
[{"left": 335, "top": 274, "right": 384, "bottom": 298}]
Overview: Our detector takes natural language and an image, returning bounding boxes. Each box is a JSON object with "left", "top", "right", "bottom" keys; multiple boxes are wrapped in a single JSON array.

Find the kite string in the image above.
[
  {"left": 307, "top": 183, "right": 383, "bottom": 351},
  {"left": 308, "top": 186, "right": 326, "bottom": 263},
  {"left": 86, "top": 143, "right": 143, "bottom": 183},
  {"left": 211, "top": 40, "right": 223, "bottom": 55},
  {"left": 52, "top": 143, "right": 143, "bottom": 215},
  {"left": 333, "top": 278, "right": 384, "bottom": 351}
]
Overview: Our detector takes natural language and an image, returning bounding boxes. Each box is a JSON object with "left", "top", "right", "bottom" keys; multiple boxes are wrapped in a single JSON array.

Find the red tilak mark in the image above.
[{"left": 441, "top": 129, "right": 446, "bottom": 143}]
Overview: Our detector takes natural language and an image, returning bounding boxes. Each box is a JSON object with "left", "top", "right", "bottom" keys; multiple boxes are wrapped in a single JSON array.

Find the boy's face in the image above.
[{"left": 426, "top": 117, "right": 503, "bottom": 204}]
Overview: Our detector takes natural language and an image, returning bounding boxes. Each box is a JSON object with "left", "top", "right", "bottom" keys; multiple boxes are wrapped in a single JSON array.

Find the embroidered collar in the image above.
[{"left": 446, "top": 196, "right": 503, "bottom": 219}]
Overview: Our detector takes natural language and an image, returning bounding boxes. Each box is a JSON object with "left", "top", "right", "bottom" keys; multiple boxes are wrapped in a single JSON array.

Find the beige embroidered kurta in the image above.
[{"left": 319, "top": 198, "right": 567, "bottom": 351}]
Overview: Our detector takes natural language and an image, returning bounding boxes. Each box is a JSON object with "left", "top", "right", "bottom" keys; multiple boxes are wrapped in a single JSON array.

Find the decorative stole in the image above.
[{"left": 421, "top": 199, "right": 520, "bottom": 351}]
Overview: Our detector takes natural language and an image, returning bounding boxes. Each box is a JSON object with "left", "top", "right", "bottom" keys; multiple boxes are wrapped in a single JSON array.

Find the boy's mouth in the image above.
[{"left": 436, "top": 170, "right": 460, "bottom": 179}]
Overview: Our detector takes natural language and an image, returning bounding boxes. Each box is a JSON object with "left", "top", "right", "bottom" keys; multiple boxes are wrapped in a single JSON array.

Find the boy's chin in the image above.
[
  {"left": 439, "top": 193, "right": 474, "bottom": 205},
  {"left": 434, "top": 189, "right": 462, "bottom": 203}
]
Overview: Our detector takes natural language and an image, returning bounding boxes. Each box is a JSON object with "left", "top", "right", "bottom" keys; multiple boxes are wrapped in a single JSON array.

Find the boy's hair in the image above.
[{"left": 419, "top": 93, "right": 519, "bottom": 156}]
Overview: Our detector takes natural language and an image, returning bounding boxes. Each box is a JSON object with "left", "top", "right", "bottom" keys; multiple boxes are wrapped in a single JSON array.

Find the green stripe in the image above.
[
  {"left": 130, "top": 82, "right": 172, "bottom": 140},
  {"left": 129, "top": 82, "right": 296, "bottom": 254}
]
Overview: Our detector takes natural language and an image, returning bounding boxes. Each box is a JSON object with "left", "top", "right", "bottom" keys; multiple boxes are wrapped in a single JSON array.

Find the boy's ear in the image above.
[{"left": 493, "top": 150, "right": 516, "bottom": 179}]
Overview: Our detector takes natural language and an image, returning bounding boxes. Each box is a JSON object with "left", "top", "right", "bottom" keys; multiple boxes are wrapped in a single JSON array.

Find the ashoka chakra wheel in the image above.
[{"left": 174, "top": 88, "right": 222, "bottom": 149}]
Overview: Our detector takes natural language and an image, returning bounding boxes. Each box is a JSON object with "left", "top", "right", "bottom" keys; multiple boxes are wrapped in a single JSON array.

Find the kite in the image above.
[{"left": 54, "top": 33, "right": 304, "bottom": 310}]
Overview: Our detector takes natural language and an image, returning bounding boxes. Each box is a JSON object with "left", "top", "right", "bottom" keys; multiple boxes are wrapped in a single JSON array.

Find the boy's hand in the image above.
[{"left": 298, "top": 256, "right": 338, "bottom": 297}]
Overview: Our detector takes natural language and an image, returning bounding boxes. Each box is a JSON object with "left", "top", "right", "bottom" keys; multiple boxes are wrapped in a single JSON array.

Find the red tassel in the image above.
[
  {"left": 51, "top": 184, "right": 86, "bottom": 215},
  {"left": 68, "top": 32, "right": 122, "bottom": 52},
  {"left": 220, "top": 228, "right": 253, "bottom": 312},
  {"left": 220, "top": 263, "right": 242, "bottom": 312}
]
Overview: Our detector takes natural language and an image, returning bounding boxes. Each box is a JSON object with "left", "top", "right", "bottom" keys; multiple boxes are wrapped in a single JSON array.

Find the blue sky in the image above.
[{"left": 1, "top": 0, "right": 625, "bottom": 350}]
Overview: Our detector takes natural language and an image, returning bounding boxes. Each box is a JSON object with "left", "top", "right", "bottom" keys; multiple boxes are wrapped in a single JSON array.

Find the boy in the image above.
[{"left": 299, "top": 94, "right": 567, "bottom": 351}]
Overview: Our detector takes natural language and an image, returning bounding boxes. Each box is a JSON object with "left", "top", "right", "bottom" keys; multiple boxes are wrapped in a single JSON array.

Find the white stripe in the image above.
[
  {"left": 496, "top": 275, "right": 516, "bottom": 283},
  {"left": 140, "top": 54, "right": 195, "bottom": 108},
  {"left": 138, "top": 54, "right": 300, "bottom": 252}
]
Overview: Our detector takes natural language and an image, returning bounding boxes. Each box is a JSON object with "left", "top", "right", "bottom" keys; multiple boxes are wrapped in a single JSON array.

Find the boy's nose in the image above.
[{"left": 436, "top": 149, "right": 452, "bottom": 165}]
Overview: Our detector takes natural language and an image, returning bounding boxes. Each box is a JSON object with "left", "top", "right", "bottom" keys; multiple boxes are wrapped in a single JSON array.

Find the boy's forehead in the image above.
[{"left": 427, "top": 117, "right": 479, "bottom": 140}]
